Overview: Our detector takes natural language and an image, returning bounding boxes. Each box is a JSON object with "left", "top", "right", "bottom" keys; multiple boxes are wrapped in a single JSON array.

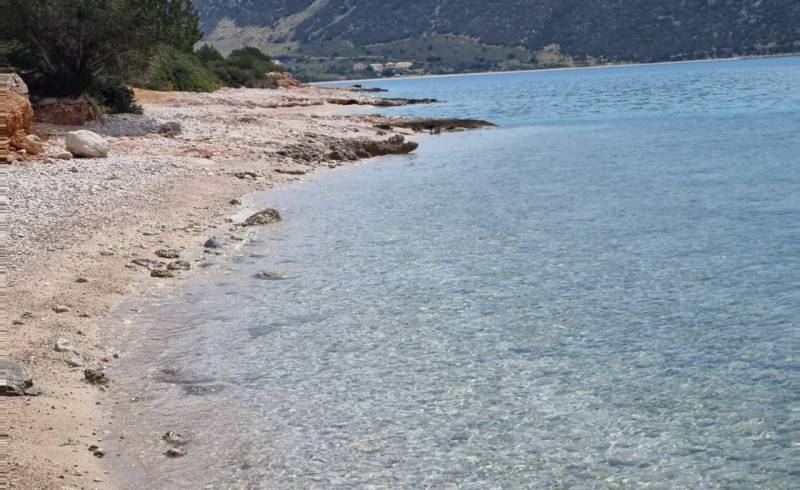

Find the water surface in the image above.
[{"left": 107, "top": 58, "right": 800, "bottom": 489}]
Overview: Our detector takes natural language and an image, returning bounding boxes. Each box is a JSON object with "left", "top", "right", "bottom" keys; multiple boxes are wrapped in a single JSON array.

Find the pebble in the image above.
[
  {"left": 55, "top": 338, "right": 74, "bottom": 352},
  {"left": 67, "top": 357, "right": 84, "bottom": 367},
  {"left": 53, "top": 305, "right": 71, "bottom": 313}
]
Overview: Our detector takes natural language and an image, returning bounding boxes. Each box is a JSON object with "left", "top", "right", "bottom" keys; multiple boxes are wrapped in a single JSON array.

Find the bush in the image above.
[
  {"left": 196, "top": 44, "right": 224, "bottom": 65},
  {"left": 206, "top": 47, "right": 285, "bottom": 88},
  {"left": 141, "top": 45, "right": 222, "bottom": 92},
  {"left": 95, "top": 84, "right": 143, "bottom": 114}
]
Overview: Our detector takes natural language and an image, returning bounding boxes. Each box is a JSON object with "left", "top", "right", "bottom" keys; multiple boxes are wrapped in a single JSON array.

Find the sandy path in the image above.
[{"left": 2, "top": 86, "right": 431, "bottom": 489}]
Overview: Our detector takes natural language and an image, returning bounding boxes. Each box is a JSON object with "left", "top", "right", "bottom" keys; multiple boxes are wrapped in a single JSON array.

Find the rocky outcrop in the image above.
[
  {"left": 9, "top": 131, "right": 45, "bottom": 155},
  {"left": 66, "top": 130, "right": 110, "bottom": 158},
  {"left": 327, "top": 97, "right": 439, "bottom": 107},
  {"left": 6, "top": 91, "right": 33, "bottom": 137},
  {"left": 33, "top": 97, "right": 96, "bottom": 125},
  {"left": 342, "top": 135, "right": 419, "bottom": 159},
  {"left": 374, "top": 117, "right": 495, "bottom": 133},
  {"left": 266, "top": 72, "right": 303, "bottom": 88}
]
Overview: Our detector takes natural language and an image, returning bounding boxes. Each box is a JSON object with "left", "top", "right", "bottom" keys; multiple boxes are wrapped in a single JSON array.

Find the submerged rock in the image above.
[
  {"left": 167, "top": 260, "right": 191, "bottom": 271},
  {"left": 243, "top": 209, "right": 282, "bottom": 226},
  {"left": 203, "top": 238, "right": 221, "bottom": 249},
  {"left": 253, "top": 271, "right": 293, "bottom": 281},
  {"left": 84, "top": 366, "right": 109, "bottom": 386},
  {"left": 0, "top": 360, "right": 42, "bottom": 396},
  {"left": 151, "top": 269, "right": 175, "bottom": 278}
]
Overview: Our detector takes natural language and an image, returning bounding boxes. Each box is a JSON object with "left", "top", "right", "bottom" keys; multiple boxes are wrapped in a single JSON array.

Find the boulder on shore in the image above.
[
  {"left": 66, "top": 130, "right": 110, "bottom": 158},
  {"left": 0, "top": 360, "right": 42, "bottom": 396}
]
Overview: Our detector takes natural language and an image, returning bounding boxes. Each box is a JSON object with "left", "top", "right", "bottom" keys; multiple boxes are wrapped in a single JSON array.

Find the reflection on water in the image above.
[{"left": 106, "top": 57, "right": 800, "bottom": 489}]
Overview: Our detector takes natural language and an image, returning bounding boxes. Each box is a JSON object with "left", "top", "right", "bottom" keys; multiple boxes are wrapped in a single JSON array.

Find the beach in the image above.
[{"left": 4, "top": 84, "right": 486, "bottom": 489}]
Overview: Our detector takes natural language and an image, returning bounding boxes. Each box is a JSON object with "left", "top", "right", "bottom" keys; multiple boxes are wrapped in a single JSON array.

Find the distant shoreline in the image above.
[{"left": 313, "top": 53, "right": 800, "bottom": 85}]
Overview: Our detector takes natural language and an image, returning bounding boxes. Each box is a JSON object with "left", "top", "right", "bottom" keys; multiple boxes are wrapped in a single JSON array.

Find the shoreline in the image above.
[
  {"left": 312, "top": 52, "right": 800, "bottom": 85},
  {"left": 4, "top": 85, "right": 490, "bottom": 489}
]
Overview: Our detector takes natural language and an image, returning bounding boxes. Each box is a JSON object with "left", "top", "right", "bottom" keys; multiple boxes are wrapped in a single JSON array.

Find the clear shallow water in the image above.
[{"left": 107, "top": 58, "right": 800, "bottom": 489}]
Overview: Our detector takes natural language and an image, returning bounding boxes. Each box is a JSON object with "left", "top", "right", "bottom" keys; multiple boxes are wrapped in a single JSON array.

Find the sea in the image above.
[{"left": 104, "top": 57, "right": 800, "bottom": 489}]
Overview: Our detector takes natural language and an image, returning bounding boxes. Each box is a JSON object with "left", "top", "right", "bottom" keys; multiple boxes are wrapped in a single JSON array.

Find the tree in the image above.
[
  {"left": 7, "top": 0, "right": 202, "bottom": 97},
  {"left": 196, "top": 44, "right": 224, "bottom": 65}
]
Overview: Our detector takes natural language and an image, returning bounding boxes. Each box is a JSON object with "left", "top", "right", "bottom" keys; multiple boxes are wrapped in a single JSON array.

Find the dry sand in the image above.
[{"left": 2, "top": 85, "right": 469, "bottom": 489}]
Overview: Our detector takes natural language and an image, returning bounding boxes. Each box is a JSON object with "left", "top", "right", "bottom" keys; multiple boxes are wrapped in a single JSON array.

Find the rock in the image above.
[
  {"left": 0, "top": 360, "right": 42, "bottom": 396},
  {"left": 67, "top": 357, "right": 84, "bottom": 368},
  {"left": 92, "top": 448, "right": 105, "bottom": 458},
  {"left": 274, "top": 168, "right": 307, "bottom": 175},
  {"left": 32, "top": 97, "right": 96, "bottom": 125},
  {"left": 52, "top": 152, "right": 73, "bottom": 160},
  {"left": 264, "top": 72, "right": 303, "bottom": 89},
  {"left": 235, "top": 171, "right": 258, "bottom": 180},
  {"left": 165, "top": 448, "right": 186, "bottom": 458},
  {"left": 132, "top": 258, "right": 161, "bottom": 269},
  {"left": 9, "top": 73, "right": 28, "bottom": 96},
  {"left": 253, "top": 271, "right": 293, "bottom": 281},
  {"left": 53, "top": 305, "right": 71, "bottom": 313},
  {"left": 55, "top": 337, "right": 74, "bottom": 352},
  {"left": 10, "top": 131, "right": 44, "bottom": 155},
  {"left": 375, "top": 117, "right": 495, "bottom": 133},
  {"left": 155, "top": 248, "right": 181, "bottom": 259},
  {"left": 158, "top": 122, "right": 182, "bottom": 137},
  {"left": 162, "top": 431, "right": 183, "bottom": 443},
  {"left": 203, "top": 238, "right": 220, "bottom": 249},
  {"left": 243, "top": 209, "right": 282, "bottom": 226},
  {"left": 6, "top": 91, "right": 33, "bottom": 137},
  {"left": 65, "top": 130, "right": 109, "bottom": 158},
  {"left": 75, "top": 277, "right": 89, "bottom": 283},
  {"left": 84, "top": 367, "right": 109, "bottom": 386},
  {"left": 151, "top": 269, "right": 175, "bottom": 279},
  {"left": 167, "top": 260, "right": 191, "bottom": 271},
  {"left": 229, "top": 199, "right": 242, "bottom": 206}
]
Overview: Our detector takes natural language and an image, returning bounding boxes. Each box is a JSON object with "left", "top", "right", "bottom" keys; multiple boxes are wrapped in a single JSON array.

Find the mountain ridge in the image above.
[{"left": 192, "top": 0, "right": 800, "bottom": 80}]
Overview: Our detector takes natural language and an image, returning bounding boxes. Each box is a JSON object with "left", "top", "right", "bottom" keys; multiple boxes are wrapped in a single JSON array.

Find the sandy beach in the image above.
[{"left": 4, "top": 85, "right": 489, "bottom": 489}]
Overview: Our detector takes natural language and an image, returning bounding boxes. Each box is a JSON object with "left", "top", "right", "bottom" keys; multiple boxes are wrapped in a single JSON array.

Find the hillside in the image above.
[{"left": 192, "top": 0, "right": 800, "bottom": 80}]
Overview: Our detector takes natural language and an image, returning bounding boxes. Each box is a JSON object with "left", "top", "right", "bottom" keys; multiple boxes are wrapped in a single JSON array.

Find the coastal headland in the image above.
[{"left": 4, "top": 84, "right": 491, "bottom": 489}]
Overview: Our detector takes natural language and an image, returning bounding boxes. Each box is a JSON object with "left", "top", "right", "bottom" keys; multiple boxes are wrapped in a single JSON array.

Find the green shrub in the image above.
[
  {"left": 95, "top": 84, "right": 143, "bottom": 114},
  {"left": 141, "top": 44, "right": 222, "bottom": 92},
  {"left": 206, "top": 46, "right": 285, "bottom": 88}
]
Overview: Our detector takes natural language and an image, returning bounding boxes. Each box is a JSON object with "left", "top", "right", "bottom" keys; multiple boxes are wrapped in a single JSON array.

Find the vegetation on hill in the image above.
[
  {"left": 6, "top": 0, "right": 203, "bottom": 111},
  {"left": 4, "top": 0, "right": 287, "bottom": 113},
  {"left": 194, "top": 0, "right": 800, "bottom": 80}
]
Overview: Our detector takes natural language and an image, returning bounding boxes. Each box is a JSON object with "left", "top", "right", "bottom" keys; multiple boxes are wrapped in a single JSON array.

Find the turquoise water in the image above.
[{"left": 108, "top": 58, "right": 800, "bottom": 489}]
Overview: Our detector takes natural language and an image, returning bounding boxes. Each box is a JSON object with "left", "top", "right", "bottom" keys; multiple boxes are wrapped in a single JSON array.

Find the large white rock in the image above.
[{"left": 66, "top": 130, "right": 109, "bottom": 158}]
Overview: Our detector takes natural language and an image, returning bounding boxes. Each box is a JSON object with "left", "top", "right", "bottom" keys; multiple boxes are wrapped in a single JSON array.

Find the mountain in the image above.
[{"left": 192, "top": 0, "right": 800, "bottom": 80}]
